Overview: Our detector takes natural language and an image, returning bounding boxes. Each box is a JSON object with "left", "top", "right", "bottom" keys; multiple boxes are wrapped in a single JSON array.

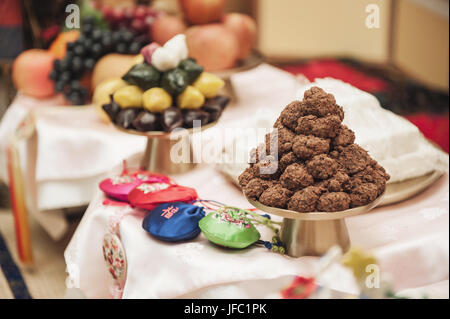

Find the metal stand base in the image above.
[
  {"left": 280, "top": 219, "right": 350, "bottom": 257},
  {"left": 247, "top": 194, "right": 385, "bottom": 257},
  {"left": 141, "top": 136, "right": 196, "bottom": 175},
  {"left": 115, "top": 121, "right": 217, "bottom": 176}
]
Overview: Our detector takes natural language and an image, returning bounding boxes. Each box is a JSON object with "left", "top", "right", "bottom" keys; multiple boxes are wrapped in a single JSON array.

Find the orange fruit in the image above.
[{"left": 49, "top": 30, "right": 80, "bottom": 59}]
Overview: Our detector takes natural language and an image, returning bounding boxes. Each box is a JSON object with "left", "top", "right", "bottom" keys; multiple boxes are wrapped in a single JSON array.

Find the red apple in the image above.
[
  {"left": 179, "top": 0, "right": 226, "bottom": 25},
  {"left": 223, "top": 13, "right": 257, "bottom": 60},
  {"left": 12, "top": 49, "right": 56, "bottom": 98},
  {"left": 151, "top": 14, "right": 187, "bottom": 45},
  {"left": 186, "top": 24, "right": 239, "bottom": 71}
]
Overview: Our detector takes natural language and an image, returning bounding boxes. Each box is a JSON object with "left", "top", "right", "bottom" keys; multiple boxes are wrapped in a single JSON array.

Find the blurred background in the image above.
[{"left": 1, "top": 0, "right": 448, "bottom": 149}]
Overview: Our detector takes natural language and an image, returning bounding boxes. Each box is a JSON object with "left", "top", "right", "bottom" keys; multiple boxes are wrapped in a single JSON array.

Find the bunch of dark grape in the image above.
[
  {"left": 98, "top": 4, "right": 160, "bottom": 36},
  {"left": 49, "top": 17, "right": 148, "bottom": 105}
]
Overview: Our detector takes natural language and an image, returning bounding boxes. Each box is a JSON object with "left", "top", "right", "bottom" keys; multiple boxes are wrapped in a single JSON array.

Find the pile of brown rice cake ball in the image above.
[{"left": 239, "top": 86, "right": 390, "bottom": 212}]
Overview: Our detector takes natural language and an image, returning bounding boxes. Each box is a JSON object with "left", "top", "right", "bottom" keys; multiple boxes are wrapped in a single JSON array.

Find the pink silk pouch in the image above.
[{"left": 99, "top": 169, "right": 172, "bottom": 202}]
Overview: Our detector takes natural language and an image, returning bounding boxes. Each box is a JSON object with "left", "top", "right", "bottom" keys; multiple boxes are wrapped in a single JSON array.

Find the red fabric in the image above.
[
  {"left": 40, "top": 25, "right": 61, "bottom": 44},
  {"left": 128, "top": 184, "right": 198, "bottom": 211},
  {"left": 0, "top": 0, "right": 23, "bottom": 26},
  {"left": 283, "top": 60, "right": 448, "bottom": 154},
  {"left": 405, "top": 113, "right": 449, "bottom": 153},
  {"left": 282, "top": 59, "right": 388, "bottom": 93}
]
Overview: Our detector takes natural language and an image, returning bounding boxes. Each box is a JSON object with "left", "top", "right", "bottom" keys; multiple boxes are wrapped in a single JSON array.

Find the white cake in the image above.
[{"left": 218, "top": 78, "right": 448, "bottom": 184}]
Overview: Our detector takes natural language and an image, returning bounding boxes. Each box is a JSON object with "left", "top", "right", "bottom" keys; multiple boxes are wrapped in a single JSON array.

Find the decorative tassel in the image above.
[
  {"left": 257, "top": 239, "right": 286, "bottom": 255},
  {"left": 7, "top": 144, "right": 33, "bottom": 265},
  {"left": 6, "top": 116, "right": 36, "bottom": 266}
]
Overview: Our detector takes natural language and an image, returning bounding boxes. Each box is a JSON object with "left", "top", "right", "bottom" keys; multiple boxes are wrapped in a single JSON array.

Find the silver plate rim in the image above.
[{"left": 246, "top": 191, "right": 385, "bottom": 221}]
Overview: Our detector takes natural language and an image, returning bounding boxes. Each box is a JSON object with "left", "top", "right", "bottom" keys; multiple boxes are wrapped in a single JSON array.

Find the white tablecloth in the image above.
[
  {"left": 64, "top": 149, "right": 449, "bottom": 298},
  {"left": 0, "top": 94, "right": 147, "bottom": 210},
  {"left": 0, "top": 95, "right": 147, "bottom": 239}
]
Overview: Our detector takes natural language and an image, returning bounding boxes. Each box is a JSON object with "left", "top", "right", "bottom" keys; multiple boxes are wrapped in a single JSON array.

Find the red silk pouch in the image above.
[{"left": 128, "top": 183, "right": 198, "bottom": 210}]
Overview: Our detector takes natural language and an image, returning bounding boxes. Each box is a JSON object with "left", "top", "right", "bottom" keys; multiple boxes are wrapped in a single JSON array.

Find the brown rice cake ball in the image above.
[
  {"left": 332, "top": 125, "right": 356, "bottom": 147},
  {"left": 273, "top": 116, "right": 282, "bottom": 129},
  {"left": 333, "top": 144, "right": 372, "bottom": 175},
  {"left": 300, "top": 86, "right": 344, "bottom": 120},
  {"left": 279, "top": 152, "right": 297, "bottom": 171},
  {"left": 353, "top": 164, "right": 389, "bottom": 188},
  {"left": 249, "top": 143, "right": 272, "bottom": 165},
  {"left": 280, "top": 100, "right": 303, "bottom": 131},
  {"left": 280, "top": 163, "right": 314, "bottom": 191},
  {"left": 287, "top": 186, "right": 323, "bottom": 212},
  {"left": 349, "top": 182, "right": 379, "bottom": 207},
  {"left": 328, "top": 170, "right": 350, "bottom": 192},
  {"left": 254, "top": 155, "right": 281, "bottom": 180},
  {"left": 374, "top": 182, "right": 387, "bottom": 197},
  {"left": 243, "top": 178, "right": 273, "bottom": 200},
  {"left": 373, "top": 166, "right": 390, "bottom": 196},
  {"left": 306, "top": 154, "right": 339, "bottom": 180},
  {"left": 372, "top": 162, "right": 391, "bottom": 182},
  {"left": 296, "top": 115, "right": 342, "bottom": 139},
  {"left": 352, "top": 165, "right": 389, "bottom": 196},
  {"left": 316, "top": 170, "right": 350, "bottom": 192},
  {"left": 259, "top": 184, "right": 293, "bottom": 208},
  {"left": 317, "top": 192, "right": 351, "bottom": 212},
  {"left": 343, "top": 175, "right": 362, "bottom": 193},
  {"left": 329, "top": 149, "right": 339, "bottom": 159},
  {"left": 238, "top": 166, "right": 258, "bottom": 188},
  {"left": 292, "top": 135, "right": 330, "bottom": 160},
  {"left": 313, "top": 179, "right": 330, "bottom": 192},
  {"left": 265, "top": 126, "right": 296, "bottom": 155}
]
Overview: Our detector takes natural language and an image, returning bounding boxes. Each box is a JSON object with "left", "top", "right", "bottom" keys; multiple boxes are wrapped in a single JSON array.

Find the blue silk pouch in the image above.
[{"left": 142, "top": 202, "right": 205, "bottom": 242}]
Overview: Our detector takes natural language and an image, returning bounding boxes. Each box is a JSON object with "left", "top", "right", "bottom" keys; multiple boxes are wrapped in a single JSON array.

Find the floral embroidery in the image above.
[
  {"left": 212, "top": 209, "right": 251, "bottom": 229},
  {"left": 109, "top": 172, "right": 168, "bottom": 186},
  {"left": 136, "top": 174, "right": 148, "bottom": 180},
  {"left": 102, "top": 233, "right": 127, "bottom": 281},
  {"left": 110, "top": 175, "right": 135, "bottom": 185},
  {"left": 137, "top": 182, "right": 170, "bottom": 194}
]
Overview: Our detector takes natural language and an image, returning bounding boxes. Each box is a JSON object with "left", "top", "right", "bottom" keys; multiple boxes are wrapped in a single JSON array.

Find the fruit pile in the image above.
[
  {"left": 95, "top": 3, "right": 160, "bottom": 37},
  {"left": 11, "top": 1, "right": 253, "bottom": 103},
  {"left": 151, "top": 0, "right": 257, "bottom": 71},
  {"left": 239, "top": 87, "right": 390, "bottom": 213},
  {"left": 48, "top": 17, "right": 149, "bottom": 105},
  {"left": 96, "top": 34, "right": 230, "bottom": 132}
]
